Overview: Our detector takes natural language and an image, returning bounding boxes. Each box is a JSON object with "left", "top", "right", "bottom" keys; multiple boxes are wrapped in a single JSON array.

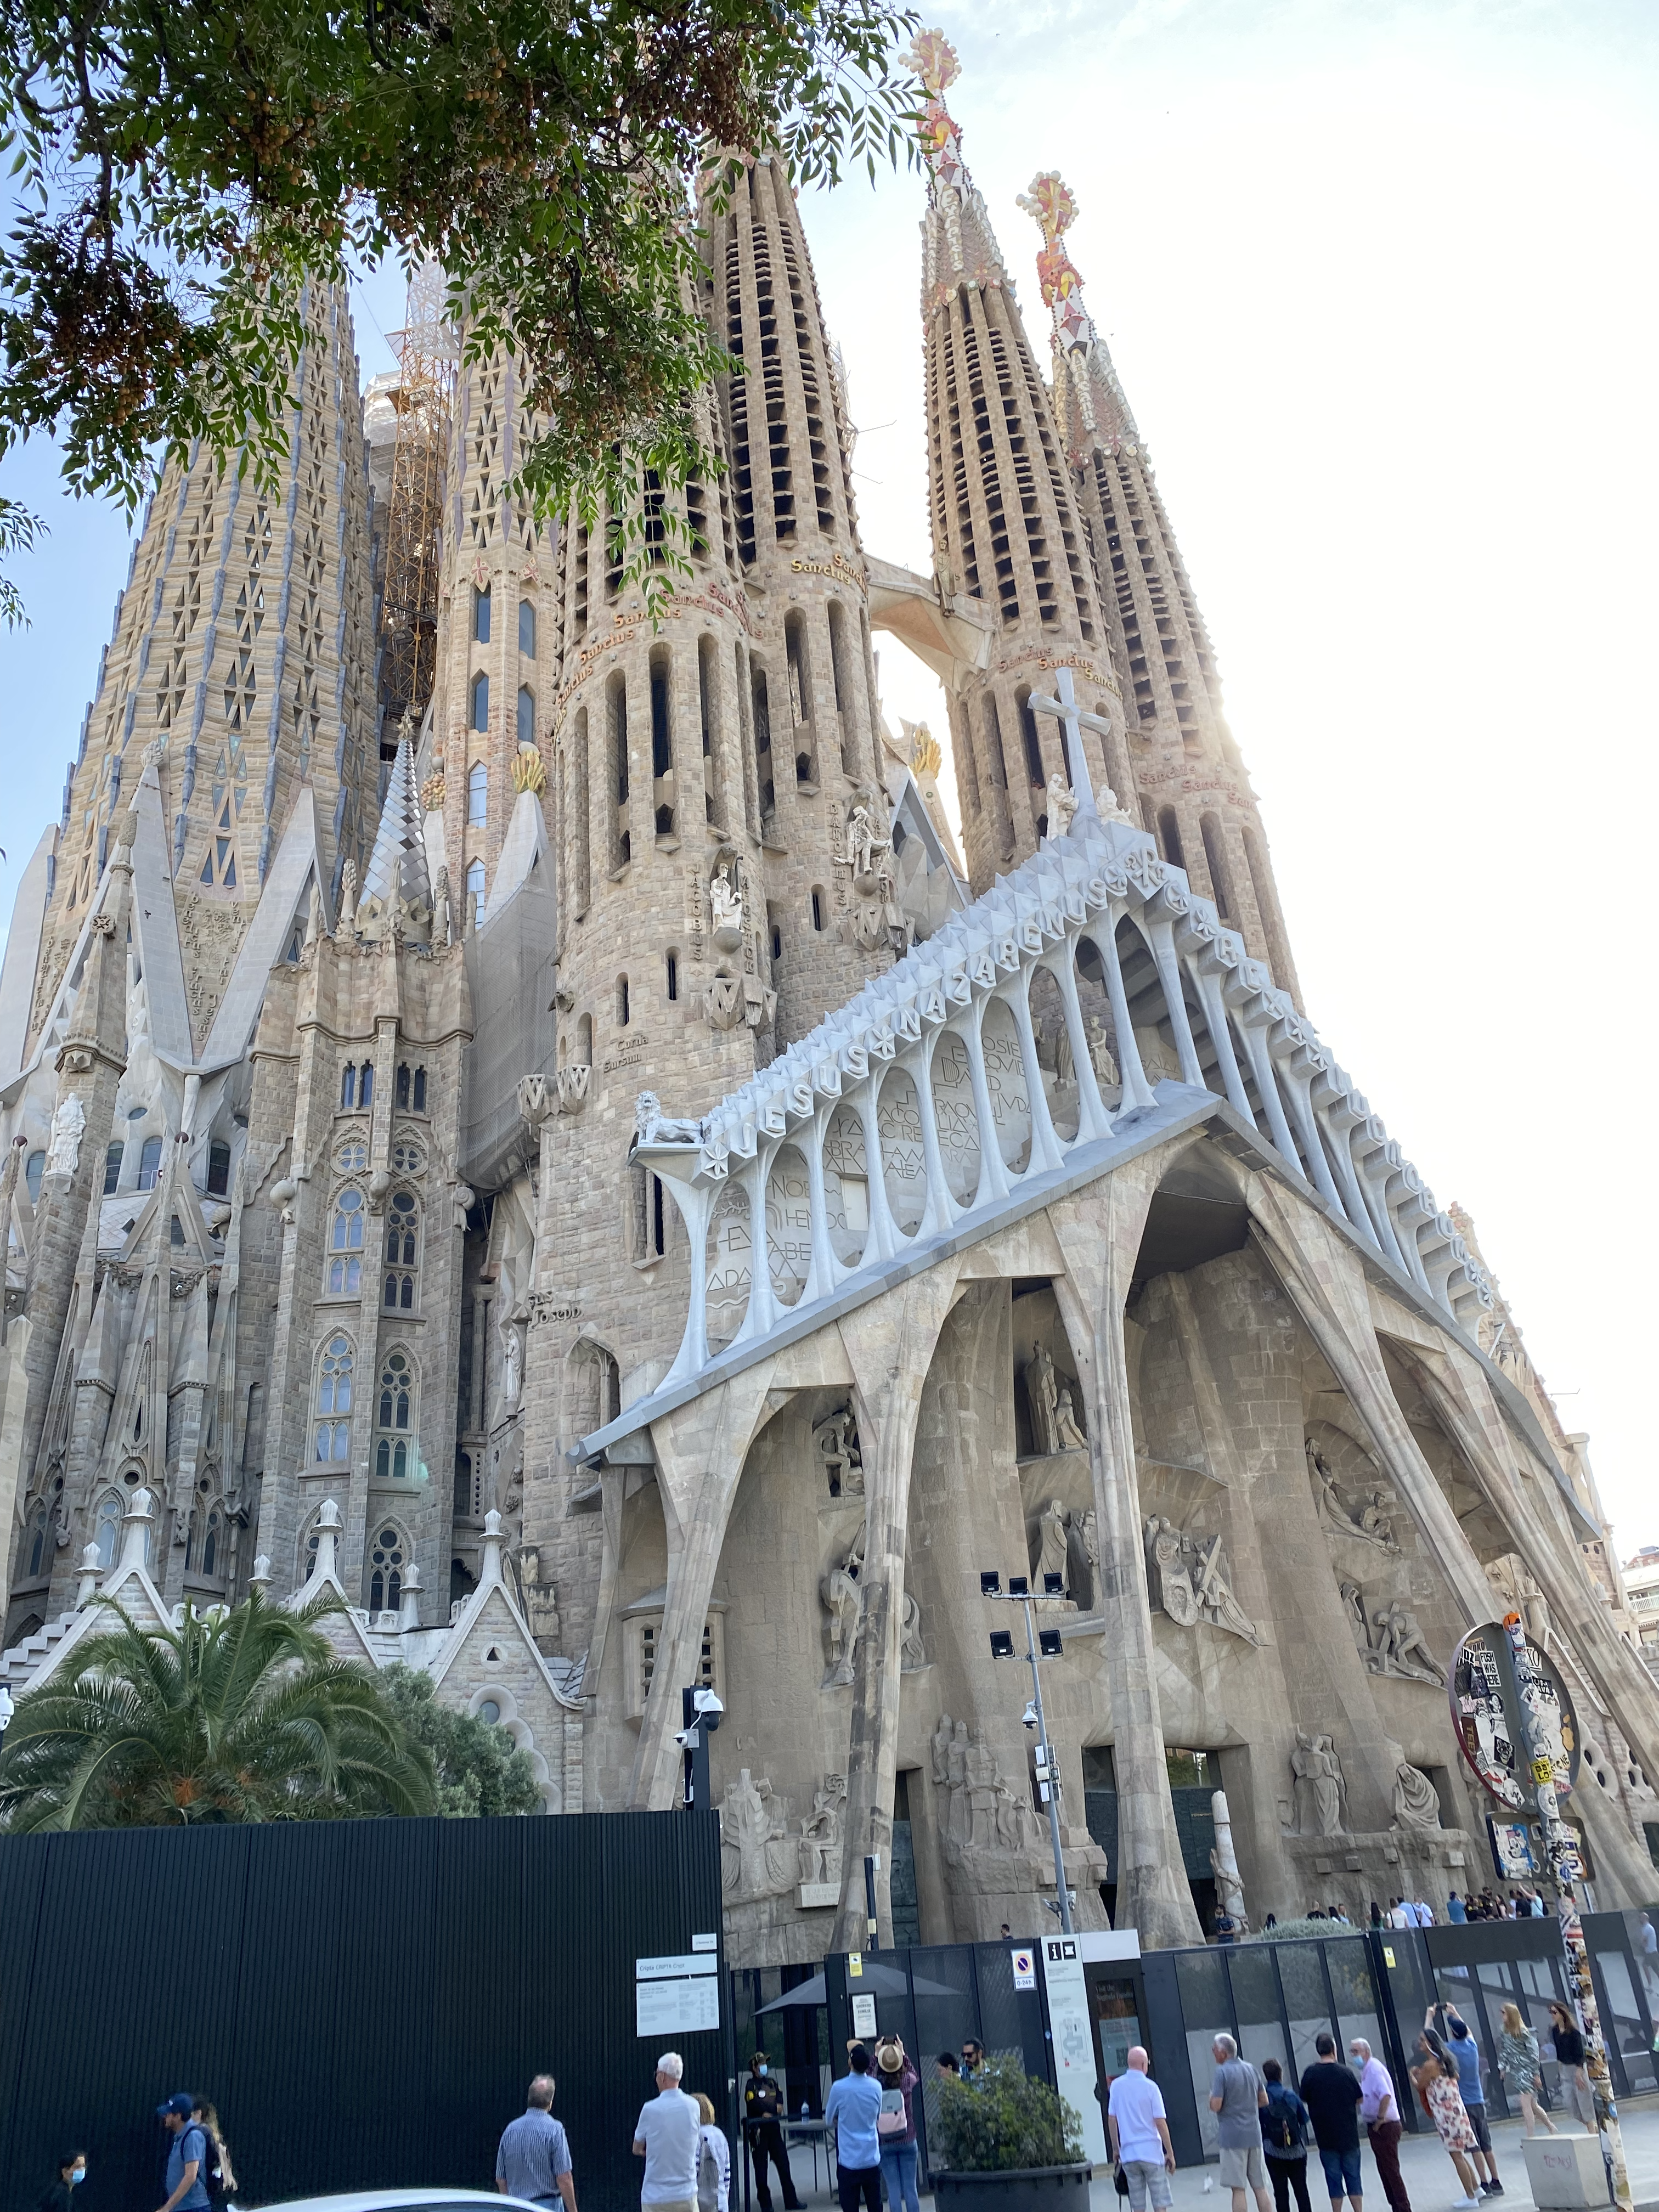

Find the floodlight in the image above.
[
  {"left": 989, "top": 1629, "right": 1016, "bottom": 1660},
  {"left": 1008, "top": 1575, "right": 1030, "bottom": 1598},
  {"left": 1038, "top": 1627, "right": 1064, "bottom": 1658},
  {"left": 1042, "top": 1572, "right": 1065, "bottom": 1596},
  {"left": 980, "top": 1570, "right": 1002, "bottom": 1596}
]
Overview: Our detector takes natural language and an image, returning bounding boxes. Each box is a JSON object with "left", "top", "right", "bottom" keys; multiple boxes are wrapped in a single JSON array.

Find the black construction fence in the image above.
[{"left": 0, "top": 1812, "right": 729, "bottom": 2212}]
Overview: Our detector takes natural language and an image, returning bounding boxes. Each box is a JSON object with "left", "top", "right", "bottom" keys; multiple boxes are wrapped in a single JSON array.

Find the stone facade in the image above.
[{"left": 2, "top": 48, "right": 1655, "bottom": 1956}]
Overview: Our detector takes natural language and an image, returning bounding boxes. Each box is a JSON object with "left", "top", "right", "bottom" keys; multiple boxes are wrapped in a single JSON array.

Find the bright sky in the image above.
[{"left": 2, "top": 3, "right": 1655, "bottom": 1544}]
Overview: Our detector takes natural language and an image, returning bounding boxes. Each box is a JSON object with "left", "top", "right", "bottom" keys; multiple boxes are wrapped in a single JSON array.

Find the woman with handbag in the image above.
[
  {"left": 695, "top": 2094, "right": 731, "bottom": 2212},
  {"left": 1259, "top": 2059, "right": 1312, "bottom": 2212}
]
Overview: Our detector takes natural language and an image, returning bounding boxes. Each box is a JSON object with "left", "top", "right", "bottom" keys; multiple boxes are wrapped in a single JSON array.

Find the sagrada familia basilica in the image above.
[{"left": 2, "top": 32, "right": 1655, "bottom": 1956}]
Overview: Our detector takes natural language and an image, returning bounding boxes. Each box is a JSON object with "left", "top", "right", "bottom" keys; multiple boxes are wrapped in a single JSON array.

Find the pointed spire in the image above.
[
  {"left": 356, "top": 739, "right": 433, "bottom": 945},
  {"left": 902, "top": 30, "right": 1008, "bottom": 296},
  {"left": 1017, "top": 172, "right": 1139, "bottom": 462}
]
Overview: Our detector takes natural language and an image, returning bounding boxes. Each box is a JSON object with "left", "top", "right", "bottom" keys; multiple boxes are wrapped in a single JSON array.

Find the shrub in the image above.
[{"left": 930, "top": 2057, "right": 1084, "bottom": 2172}]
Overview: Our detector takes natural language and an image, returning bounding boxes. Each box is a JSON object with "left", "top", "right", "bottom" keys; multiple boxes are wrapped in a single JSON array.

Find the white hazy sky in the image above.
[{"left": 2, "top": 2, "right": 1654, "bottom": 1543}]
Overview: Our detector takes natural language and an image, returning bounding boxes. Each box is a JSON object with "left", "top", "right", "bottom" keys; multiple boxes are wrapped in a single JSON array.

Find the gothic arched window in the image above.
[
  {"left": 375, "top": 1350, "right": 415, "bottom": 1480},
  {"left": 517, "top": 686, "right": 535, "bottom": 747},
  {"left": 466, "top": 858, "right": 486, "bottom": 924},
  {"left": 471, "top": 674, "right": 489, "bottom": 733},
  {"left": 368, "top": 1524, "right": 407, "bottom": 1613},
  {"left": 93, "top": 1491, "right": 122, "bottom": 1569},
  {"left": 103, "top": 1141, "right": 123, "bottom": 1194},
  {"left": 23, "top": 1497, "right": 49, "bottom": 1581},
  {"left": 518, "top": 598, "right": 536, "bottom": 657},
  {"left": 328, "top": 1187, "right": 364, "bottom": 1295},
  {"left": 468, "top": 761, "right": 488, "bottom": 823},
  {"left": 314, "top": 1335, "right": 353, "bottom": 1462},
  {"left": 383, "top": 1190, "right": 418, "bottom": 1310}
]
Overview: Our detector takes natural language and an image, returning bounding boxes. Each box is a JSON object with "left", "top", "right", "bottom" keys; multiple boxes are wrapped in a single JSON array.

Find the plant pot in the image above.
[{"left": 933, "top": 2163, "right": 1094, "bottom": 2212}]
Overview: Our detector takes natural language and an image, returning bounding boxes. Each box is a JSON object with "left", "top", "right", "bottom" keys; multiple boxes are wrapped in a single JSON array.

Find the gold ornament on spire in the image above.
[
  {"left": 1018, "top": 171, "right": 1086, "bottom": 312},
  {"left": 901, "top": 27, "right": 960, "bottom": 96},
  {"left": 910, "top": 723, "right": 942, "bottom": 780},
  {"left": 512, "top": 744, "right": 546, "bottom": 795}
]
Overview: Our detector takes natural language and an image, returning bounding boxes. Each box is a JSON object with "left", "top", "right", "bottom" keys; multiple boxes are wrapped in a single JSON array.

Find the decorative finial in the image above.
[
  {"left": 901, "top": 27, "right": 960, "bottom": 97},
  {"left": 1018, "top": 171, "right": 1088, "bottom": 317},
  {"left": 511, "top": 744, "right": 546, "bottom": 796},
  {"left": 909, "top": 723, "right": 942, "bottom": 780}
]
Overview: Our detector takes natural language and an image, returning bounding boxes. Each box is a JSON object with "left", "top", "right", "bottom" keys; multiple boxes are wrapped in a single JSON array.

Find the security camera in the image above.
[
  {"left": 1022, "top": 1702, "right": 1039, "bottom": 1731},
  {"left": 692, "top": 1688, "right": 725, "bottom": 1731},
  {"left": 674, "top": 1725, "right": 701, "bottom": 1751}
]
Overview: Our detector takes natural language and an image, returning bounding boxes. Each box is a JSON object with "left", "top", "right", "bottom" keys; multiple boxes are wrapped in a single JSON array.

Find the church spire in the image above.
[
  {"left": 356, "top": 737, "right": 433, "bottom": 943},
  {"left": 1018, "top": 172, "right": 1301, "bottom": 999},
  {"left": 907, "top": 30, "right": 1120, "bottom": 896}
]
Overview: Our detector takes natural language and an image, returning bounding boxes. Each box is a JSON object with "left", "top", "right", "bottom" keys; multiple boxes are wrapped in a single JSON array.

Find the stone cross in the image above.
[{"left": 1028, "top": 665, "right": 1109, "bottom": 816}]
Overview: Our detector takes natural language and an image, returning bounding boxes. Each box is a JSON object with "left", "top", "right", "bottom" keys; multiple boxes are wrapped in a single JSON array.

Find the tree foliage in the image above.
[
  {"left": 0, "top": 1588, "right": 437, "bottom": 1828},
  {"left": 378, "top": 1662, "right": 541, "bottom": 1817},
  {"left": 0, "top": 0, "right": 921, "bottom": 605},
  {"left": 929, "top": 2058, "right": 1084, "bottom": 2174}
]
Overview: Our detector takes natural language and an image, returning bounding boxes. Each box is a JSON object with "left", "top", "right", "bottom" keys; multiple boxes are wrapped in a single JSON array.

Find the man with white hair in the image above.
[
  {"left": 1209, "top": 2032, "right": 1271, "bottom": 2212},
  {"left": 633, "top": 2051, "right": 701, "bottom": 2212},
  {"left": 1350, "top": 2040, "right": 1410, "bottom": 2212},
  {"left": 1107, "top": 2046, "right": 1176, "bottom": 2211}
]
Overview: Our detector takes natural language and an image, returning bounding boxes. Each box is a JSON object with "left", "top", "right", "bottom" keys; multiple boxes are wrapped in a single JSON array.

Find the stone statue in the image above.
[
  {"left": 433, "top": 864, "right": 452, "bottom": 946},
  {"left": 633, "top": 1092, "right": 704, "bottom": 1148},
  {"left": 44, "top": 1094, "right": 86, "bottom": 1178},
  {"left": 1340, "top": 1578, "right": 1381, "bottom": 1668},
  {"left": 931, "top": 1713, "right": 955, "bottom": 1788},
  {"left": 1045, "top": 770, "right": 1077, "bottom": 839},
  {"left": 1373, "top": 1599, "right": 1444, "bottom": 1686},
  {"left": 499, "top": 1319, "right": 524, "bottom": 1414},
  {"left": 1035, "top": 1498, "right": 1069, "bottom": 1587},
  {"left": 1209, "top": 1789, "right": 1249, "bottom": 1930},
  {"left": 1068, "top": 1507, "right": 1100, "bottom": 1610},
  {"left": 1144, "top": 1514, "right": 1199, "bottom": 1626},
  {"left": 814, "top": 1406, "right": 864, "bottom": 1497},
  {"left": 1393, "top": 1761, "right": 1443, "bottom": 1831},
  {"left": 1291, "top": 1730, "right": 1347, "bottom": 1837},
  {"left": 845, "top": 803, "right": 890, "bottom": 883},
  {"left": 709, "top": 864, "right": 743, "bottom": 940},
  {"left": 1056, "top": 1387, "right": 1087, "bottom": 1451},
  {"left": 142, "top": 735, "right": 168, "bottom": 771},
  {"left": 798, "top": 1773, "right": 847, "bottom": 1886},
  {"left": 720, "top": 1769, "right": 794, "bottom": 1901},
  {"left": 1190, "top": 1534, "right": 1260, "bottom": 1645},
  {"left": 964, "top": 1728, "right": 1000, "bottom": 1848},
  {"left": 947, "top": 1720, "right": 972, "bottom": 1845},
  {"left": 1025, "top": 1339, "right": 1059, "bottom": 1457},
  {"left": 1308, "top": 1436, "right": 1398, "bottom": 1551},
  {"left": 518, "top": 1545, "right": 561, "bottom": 1652},
  {"left": 1086, "top": 1018, "right": 1118, "bottom": 1085},
  {"left": 337, "top": 856, "right": 358, "bottom": 934},
  {"left": 899, "top": 1590, "right": 926, "bottom": 1671},
  {"left": 821, "top": 1525, "right": 866, "bottom": 1685},
  {"left": 995, "top": 1774, "right": 1038, "bottom": 1851}
]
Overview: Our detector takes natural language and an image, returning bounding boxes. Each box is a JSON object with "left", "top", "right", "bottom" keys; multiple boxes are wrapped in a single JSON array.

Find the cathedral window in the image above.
[
  {"left": 396, "top": 1063, "right": 409, "bottom": 1109},
  {"left": 468, "top": 762, "right": 488, "bottom": 825},
  {"left": 616, "top": 975, "right": 630, "bottom": 1028},
  {"left": 1156, "top": 806, "right": 1186, "bottom": 872},
  {"left": 472, "top": 583, "right": 492, "bottom": 644},
  {"left": 359, "top": 1062, "right": 374, "bottom": 1108},
  {"left": 383, "top": 1190, "right": 419, "bottom": 1310},
  {"left": 199, "top": 794, "right": 239, "bottom": 888},
  {"left": 811, "top": 889, "right": 825, "bottom": 932},
  {"left": 136, "top": 1137, "right": 161, "bottom": 1192},
  {"left": 471, "top": 673, "right": 489, "bottom": 733},
  {"left": 608, "top": 674, "right": 630, "bottom": 868},
  {"left": 103, "top": 1142, "right": 123, "bottom": 1194},
  {"left": 92, "top": 1491, "right": 122, "bottom": 1569},
  {"left": 518, "top": 598, "right": 536, "bottom": 657},
  {"left": 466, "top": 859, "right": 487, "bottom": 924},
  {"left": 368, "top": 1524, "right": 407, "bottom": 1611},
  {"left": 1017, "top": 690, "right": 1045, "bottom": 786},
  {"left": 328, "top": 1188, "right": 364, "bottom": 1295},
  {"left": 25, "top": 1149, "right": 44, "bottom": 1203},
  {"left": 375, "top": 1351, "right": 415, "bottom": 1479},
  {"left": 665, "top": 951, "right": 679, "bottom": 1003},
  {"left": 313, "top": 1335, "right": 354, "bottom": 1461},
  {"left": 1199, "top": 814, "right": 1234, "bottom": 922},
  {"left": 185, "top": 1502, "right": 224, "bottom": 1581},
  {"left": 335, "top": 1137, "right": 368, "bottom": 1175},
  {"left": 517, "top": 686, "right": 535, "bottom": 749},
  {"left": 206, "top": 1139, "right": 231, "bottom": 1197},
  {"left": 391, "top": 1137, "right": 424, "bottom": 1175},
  {"left": 22, "top": 1498, "right": 49, "bottom": 1581}
]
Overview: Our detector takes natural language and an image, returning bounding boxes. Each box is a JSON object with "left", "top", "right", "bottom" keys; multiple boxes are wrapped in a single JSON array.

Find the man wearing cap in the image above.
[
  {"left": 155, "top": 2094, "right": 210, "bottom": 2212},
  {"left": 743, "top": 2052, "right": 801, "bottom": 2212},
  {"left": 634, "top": 2052, "right": 702, "bottom": 2212}
]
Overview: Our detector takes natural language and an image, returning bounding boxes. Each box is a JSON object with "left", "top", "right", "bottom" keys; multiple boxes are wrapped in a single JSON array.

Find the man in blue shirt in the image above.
[
  {"left": 498, "top": 2075, "right": 577, "bottom": 2210},
  {"left": 1440, "top": 2008, "right": 1501, "bottom": 2198},
  {"left": 155, "top": 2094, "right": 209, "bottom": 2212},
  {"left": 824, "top": 2044, "right": 883, "bottom": 2212}
]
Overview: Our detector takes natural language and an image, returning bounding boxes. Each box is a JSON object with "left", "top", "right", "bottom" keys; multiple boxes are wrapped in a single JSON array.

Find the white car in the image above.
[{"left": 252, "top": 2194, "right": 555, "bottom": 2212}]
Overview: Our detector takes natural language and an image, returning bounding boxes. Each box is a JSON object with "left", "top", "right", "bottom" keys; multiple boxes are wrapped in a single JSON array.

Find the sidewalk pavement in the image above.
[{"left": 1076, "top": 2098, "right": 1659, "bottom": 2212}]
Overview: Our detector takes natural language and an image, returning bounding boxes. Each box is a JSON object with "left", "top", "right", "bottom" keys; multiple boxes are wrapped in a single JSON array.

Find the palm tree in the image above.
[{"left": 0, "top": 1587, "right": 437, "bottom": 1829}]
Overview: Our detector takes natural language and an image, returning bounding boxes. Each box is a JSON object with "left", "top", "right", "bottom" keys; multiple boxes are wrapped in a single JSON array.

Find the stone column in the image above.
[
  {"left": 830, "top": 1262, "right": 963, "bottom": 1952},
  {"left": 626, "top": 1360, "right": 784, "bottom": 1811},
  {"left": 1048, "top": 1150, "right": 1204, "bottom": 1948}
]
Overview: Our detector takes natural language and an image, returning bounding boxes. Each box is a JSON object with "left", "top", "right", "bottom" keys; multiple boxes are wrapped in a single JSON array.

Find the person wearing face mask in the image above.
[
  {"left": 37, "top": 2152, "right": 87, "bottom": 2212},
  {"left": 743, "top": 2052, "right": 801, "bottom": 2212}
]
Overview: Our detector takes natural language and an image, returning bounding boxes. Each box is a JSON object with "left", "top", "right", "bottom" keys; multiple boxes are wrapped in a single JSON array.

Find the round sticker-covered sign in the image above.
[{"left": 1449, "top": 1621, "right": 1578, "bottom": 1809}]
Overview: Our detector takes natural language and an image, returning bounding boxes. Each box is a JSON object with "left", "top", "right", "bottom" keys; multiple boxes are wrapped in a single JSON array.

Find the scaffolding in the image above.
[{"left": 377, "top": 262, "right": 455, "bottom": 757}]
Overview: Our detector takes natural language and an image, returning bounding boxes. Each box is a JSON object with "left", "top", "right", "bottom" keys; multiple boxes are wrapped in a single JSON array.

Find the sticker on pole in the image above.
[
  {"left": 1011, "top": 1947, "right": 1036, "bottom": 1990},
  {"left": 1450, "top": 1621, "right": 1578, "bottom": 1809}
]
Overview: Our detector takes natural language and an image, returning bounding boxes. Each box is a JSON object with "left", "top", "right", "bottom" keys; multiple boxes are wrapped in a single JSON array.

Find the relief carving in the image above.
[
  {"left": 1290, "top": 1729, "right": 1348, "bottom": 1837},
  {"left": 1144, "top": 1516, "right": 1260, "bottom": 1643}
]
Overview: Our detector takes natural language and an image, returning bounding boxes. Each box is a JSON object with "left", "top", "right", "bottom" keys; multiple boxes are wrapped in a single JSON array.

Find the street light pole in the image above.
[
  {"left": 1018, "top": 1585, "right": 1074, "bottom": 1936},
  {"left": 1499, "top": 1611, "right": 1630, "bottom": 2211}
]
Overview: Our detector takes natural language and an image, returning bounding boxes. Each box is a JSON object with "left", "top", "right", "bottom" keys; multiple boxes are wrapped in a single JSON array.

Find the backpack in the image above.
[{"left": 1265, "top": 2092, "right": 1304, "bottom": 2153}]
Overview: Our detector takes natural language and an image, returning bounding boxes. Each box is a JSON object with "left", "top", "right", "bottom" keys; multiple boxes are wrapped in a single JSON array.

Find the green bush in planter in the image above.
[{"left": 931, "top": 2057, "right": 1084, "bottom": 2172}]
